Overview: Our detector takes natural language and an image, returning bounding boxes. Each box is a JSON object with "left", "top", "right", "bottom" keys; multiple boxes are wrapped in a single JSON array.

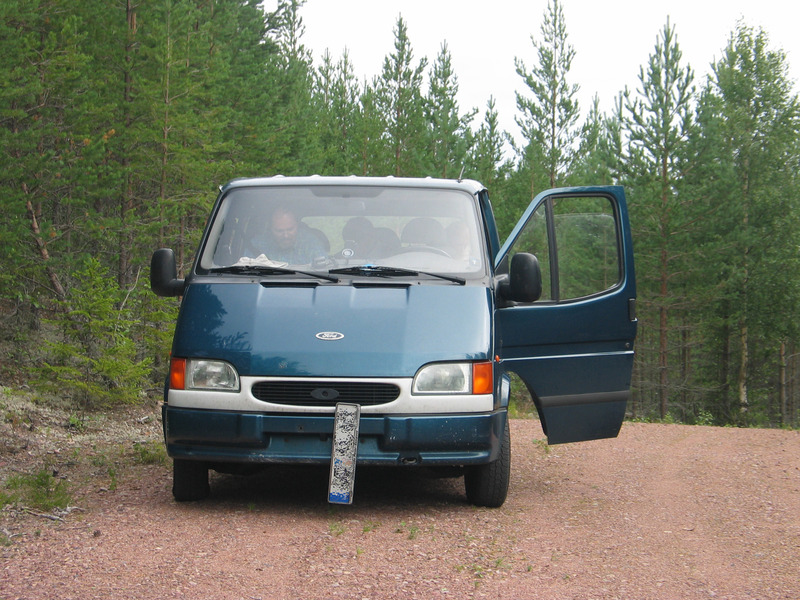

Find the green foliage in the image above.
[
  {"left": 313, "top": 50, "right": 363, "bottom": 175},
  {"left": 37, "top": 258, "right": 150, "bottom": 409},
  {"left": 376, "top": 16, "right": 429, "bottom": 176},
  {"left": 132, "top": 441, "right": 168, "bottom": 466},
  {"left": 507, "top": 375, "right": 538, "bottom": 419},
  {"left": 328, "top": 521, "right": 346, "bottom": 536},
  {"left": 3, "top": 469, "right": 73, "bottom": 512},
  {"left": 514, "top": 0, "right": 580, "bottom": 187},
  {"left": 426, "top": 42, "right": 477, "bottom": 178},
  {"left": 467, "top": 97, "right": 512, "bottom": 189},
  {"left": 623, "top": 19, "right": 695, "bottom": 420}
]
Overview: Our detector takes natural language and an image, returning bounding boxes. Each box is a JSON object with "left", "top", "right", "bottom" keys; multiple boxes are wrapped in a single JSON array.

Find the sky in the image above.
[{"left": 264, "top": 1, "right": 800, "bottom": 148}]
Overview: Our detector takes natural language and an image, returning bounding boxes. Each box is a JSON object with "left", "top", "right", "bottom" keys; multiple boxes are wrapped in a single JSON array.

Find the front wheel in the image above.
[
  {"left": 172, "top": 459, "right": 210, "bottom": 502},
  {"left": 464, "top": 419, "right": 510, "bottom": 508}
]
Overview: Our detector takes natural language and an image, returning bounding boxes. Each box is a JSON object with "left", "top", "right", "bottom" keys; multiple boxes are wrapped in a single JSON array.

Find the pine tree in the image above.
[
  {"left": 0, "top": 0, "right": 93, "bottom": 305},
  {"left": 469, "top": 97, "right": 515, "bottom": 236},
  {"left": 570, "top": 95, "right": 623, "bottom": 186},
  {"left": 265, "top": 0, "right": 317, "bottom": 174},
  {"left": 0, "top": 0, "right": 285, "bottom": 403},
  {"left": 425, "top": 42, "right": 476, "bottom": 178},
  {"left": 623, "top": 19, "right": 695, "bottom": 420},
  {"left": 470, "top": 97, "right": 510, "bottom": 188},
  {"left": 355, "top": 78, "right": 389, "bottom": 175},
  {"left": 38, "top": 258, "right": 150, "bottom": 409},
  {"left": 693, "top": 23, "right": 800, "bottom": 424},
  {"left": 313, "top": 49, "right": 362, "bottom": 174},
  {"left": 514, "top": 0, "right": 580, "bottom": 188},
  {"left": 376, "top": 16, "right": 428, "bottom": 176}
]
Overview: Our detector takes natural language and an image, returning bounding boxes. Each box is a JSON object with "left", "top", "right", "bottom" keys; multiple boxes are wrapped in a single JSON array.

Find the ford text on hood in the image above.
[{"left": 150, "top": 176, "right": 637, "bottom": 507}]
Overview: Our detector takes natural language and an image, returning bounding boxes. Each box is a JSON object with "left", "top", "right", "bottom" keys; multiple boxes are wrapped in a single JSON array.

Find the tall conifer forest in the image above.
[{"left": 2, "top": 1, "right": 799, "bottom": 427}]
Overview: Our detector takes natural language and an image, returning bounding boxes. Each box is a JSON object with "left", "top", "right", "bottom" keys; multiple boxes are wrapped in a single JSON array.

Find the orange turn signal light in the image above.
[
  {"left": 170, "top": 357, "right": 186, "bottom": 390},
  {"left": 472, "top": 362, "right": 493, "bottom": 395}
]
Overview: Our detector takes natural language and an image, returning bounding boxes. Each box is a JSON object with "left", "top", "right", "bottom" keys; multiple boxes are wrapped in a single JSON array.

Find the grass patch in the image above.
[
  {"left": 532, "top": 438, "right": 551, "bottom": 455},
  {"left": 3, "top": 469, "right": 73, "bottom": 511},
  {"left": 132, "top": 440, "right": 168, "bottom": 466},
  {"left": 507, "top": 374, "right": 538, "bottom": 419},
  {"left": 362, "top": 520, "right": 380, "bottom": 533},
  {"left": 0, "top": 489, "right": 16, "bottom": 508},
  {"left": 328, "top": 521, "right": 345, "bottom": 536},
  {"left": 66, "top": 414, "right": 87, "bottom": 432}
]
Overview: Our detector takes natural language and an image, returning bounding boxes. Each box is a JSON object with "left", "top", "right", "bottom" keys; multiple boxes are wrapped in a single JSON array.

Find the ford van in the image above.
[{"left": 150, "top": 176, "right": 637, "bottom": 507}]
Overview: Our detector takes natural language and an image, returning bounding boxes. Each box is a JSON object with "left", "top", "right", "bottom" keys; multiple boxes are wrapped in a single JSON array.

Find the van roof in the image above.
[{"left": 220, "top": 175, "right": 486, "bottom": 195}]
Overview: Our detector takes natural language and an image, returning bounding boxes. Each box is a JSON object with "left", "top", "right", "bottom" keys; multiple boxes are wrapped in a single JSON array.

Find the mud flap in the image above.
[{"left": 328, "top": 403, "right": 360, "bottom": 504}]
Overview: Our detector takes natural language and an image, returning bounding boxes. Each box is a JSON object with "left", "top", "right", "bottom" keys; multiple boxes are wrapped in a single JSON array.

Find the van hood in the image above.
[{"left": 173, "top": 282, "right": 492, "bottom": 377}]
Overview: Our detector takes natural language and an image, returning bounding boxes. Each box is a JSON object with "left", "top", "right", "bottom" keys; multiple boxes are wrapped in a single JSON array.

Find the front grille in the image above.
[{"left": 251, "top": 381, "right": 401, "bottom": 407}]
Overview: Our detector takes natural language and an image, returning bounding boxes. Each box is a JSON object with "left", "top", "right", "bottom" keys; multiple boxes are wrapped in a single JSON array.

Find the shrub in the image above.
[
  {"left": 37, "top": 257, "right": 151, "bottom": 409},
  {"left": 4, "top": 469, "right": 73, "bottom": 511}
]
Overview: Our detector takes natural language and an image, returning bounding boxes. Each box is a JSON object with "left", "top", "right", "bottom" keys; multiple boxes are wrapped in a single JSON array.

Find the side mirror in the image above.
[
  {"left": 150, "top": 248, "right": 185, "bottom": 297},
  {"left": 499, "top": 252, "right": 541, "bottom": 303}
]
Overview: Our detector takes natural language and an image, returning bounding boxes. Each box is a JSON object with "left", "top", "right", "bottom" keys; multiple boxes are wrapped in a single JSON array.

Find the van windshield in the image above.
[{"left": 198, "top": 184, "right": 486, "bottom": 278}]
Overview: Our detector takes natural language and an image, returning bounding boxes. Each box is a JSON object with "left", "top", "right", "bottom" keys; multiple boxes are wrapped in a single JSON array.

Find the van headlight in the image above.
[
  {"left": 412, "top": 362, "right": 492, "bottom": 395},
  {"left": 170, "top": 357, "right": 240, "bottom": 391}
]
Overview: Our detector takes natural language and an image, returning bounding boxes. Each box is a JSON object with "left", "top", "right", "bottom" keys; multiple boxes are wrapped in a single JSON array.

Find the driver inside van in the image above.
[{"left": 250, "top": 206, "right": 326, "bottom": 265}]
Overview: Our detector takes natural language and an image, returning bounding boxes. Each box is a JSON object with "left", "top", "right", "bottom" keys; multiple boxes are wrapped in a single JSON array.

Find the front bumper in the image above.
[{"left": 163, "top": 405, "right": 506, "bottom": 466}]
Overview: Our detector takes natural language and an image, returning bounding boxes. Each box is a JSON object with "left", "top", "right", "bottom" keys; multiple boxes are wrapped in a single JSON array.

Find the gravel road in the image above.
[{"left": 2, "top": 418, "right": 799, "bottom": 600}]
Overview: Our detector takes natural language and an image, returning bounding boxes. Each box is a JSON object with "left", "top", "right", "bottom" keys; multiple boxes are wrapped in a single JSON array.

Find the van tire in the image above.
[
  {"left": 464, "top": 419, "right": 510, "bottom": 508},
  {"left": 172, "top": 459, "right": 210, "bottom": 501}
]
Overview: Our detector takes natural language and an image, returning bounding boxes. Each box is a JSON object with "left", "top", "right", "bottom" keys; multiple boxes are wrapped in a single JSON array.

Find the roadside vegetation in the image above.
[{"left": 0, "top": 387, "right": 164, "bottom": 540}]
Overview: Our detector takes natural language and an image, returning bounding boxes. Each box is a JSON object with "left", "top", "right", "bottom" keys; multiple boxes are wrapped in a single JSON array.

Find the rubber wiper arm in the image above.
[
  {"left": 211, "top": 265, "right": 339, "bottom": 282},
  {"left": 329, "top": 265, "right": 465, "bottom": 285}
]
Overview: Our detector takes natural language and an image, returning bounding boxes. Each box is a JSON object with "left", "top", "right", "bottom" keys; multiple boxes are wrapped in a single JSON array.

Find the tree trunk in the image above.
[
  {"left": 680, "top": 318, "right": 690, "bottom": 412},
  {"left": 657, "top": 148, "right": 671, "bottom": 420},
  {"left": 24, "top": 191, "right": 66, "bottom": 300},
  {"left": 738, "top": 322, "right": 748, "bottom": 420},
  {"left": 779, "top": 341, "right": 787, "bottom": 426},
  {"left": 119, "top": 0, "right": 138, "bottom": 288},
  {"left": 738, "top": 166, "right": 750, "bottom": 422},
  {"left": 158, "top": 0, "right": 173, "bottom": 248}
]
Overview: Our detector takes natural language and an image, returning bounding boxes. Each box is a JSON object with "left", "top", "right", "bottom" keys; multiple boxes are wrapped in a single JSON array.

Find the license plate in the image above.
[{"left": 328, "top": 403, "right": 360, "bottom": 504}]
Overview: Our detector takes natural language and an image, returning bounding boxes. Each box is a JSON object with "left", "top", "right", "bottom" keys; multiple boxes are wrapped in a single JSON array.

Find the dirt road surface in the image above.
[{"left": 2, "top": 418, "right": 799, "bottom": 600}]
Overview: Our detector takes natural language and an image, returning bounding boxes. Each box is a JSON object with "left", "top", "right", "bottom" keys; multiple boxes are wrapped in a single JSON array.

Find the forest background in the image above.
[{"left": 1, "top": 0, "right": 799, "bottom": 428}]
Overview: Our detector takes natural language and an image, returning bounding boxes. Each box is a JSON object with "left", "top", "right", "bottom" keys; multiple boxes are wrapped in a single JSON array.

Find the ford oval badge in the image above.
[{"left": 316, "top": 331, "right": 344, "bottom": 341}]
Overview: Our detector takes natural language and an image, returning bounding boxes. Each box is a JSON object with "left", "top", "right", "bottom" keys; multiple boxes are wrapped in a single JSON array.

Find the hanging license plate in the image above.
[{"left": 328, "top": 403, "right": 360, "bottom": 504}]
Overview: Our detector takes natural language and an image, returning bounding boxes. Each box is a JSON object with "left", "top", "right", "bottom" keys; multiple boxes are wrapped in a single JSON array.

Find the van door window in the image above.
[{"left": 509, "top": 195, "right": 621, "bottom": 302}]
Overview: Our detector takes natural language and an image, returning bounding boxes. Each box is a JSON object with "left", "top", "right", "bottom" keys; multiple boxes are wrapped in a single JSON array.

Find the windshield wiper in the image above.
[
  {"left": 329, "top": 265, "right": 465, "bottom": 285},
  {"left": 211, "top": 265, "right": 339, "bottom": 282}
]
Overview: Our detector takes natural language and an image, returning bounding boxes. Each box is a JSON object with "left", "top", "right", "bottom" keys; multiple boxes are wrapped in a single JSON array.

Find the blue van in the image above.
[{"left": 150, "top": 176, "right": 637, "bottom": 507}]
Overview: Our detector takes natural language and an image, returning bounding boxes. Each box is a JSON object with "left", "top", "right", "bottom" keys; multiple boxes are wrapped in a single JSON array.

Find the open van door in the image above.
[{"left": 494, "top": 186, "right": 637, "bottom": 444}]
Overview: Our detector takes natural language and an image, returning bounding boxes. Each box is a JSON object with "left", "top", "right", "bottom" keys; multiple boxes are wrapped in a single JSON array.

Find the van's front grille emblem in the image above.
[
  {"left": 310, "top": 387, "right": 339, "bottom": 401},
  {"left": 316, "top": 331, "right": 344, "bottom": 341}
]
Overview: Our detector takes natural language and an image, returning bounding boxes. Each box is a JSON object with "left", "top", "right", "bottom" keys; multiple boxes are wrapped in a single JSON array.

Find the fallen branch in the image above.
[{"left": 22, "top": 507, "right": 64, "bottom": 522}]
